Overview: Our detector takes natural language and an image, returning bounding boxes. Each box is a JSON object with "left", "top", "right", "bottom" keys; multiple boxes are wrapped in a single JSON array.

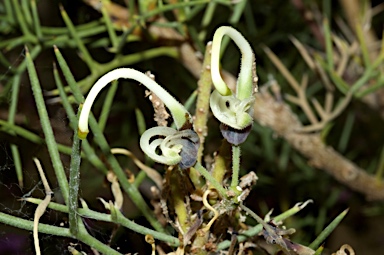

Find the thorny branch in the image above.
[
  {"left": 292, "top": 0, "right": 384, "bottom": 118},
  {"left": 253, "top": 87, "right": 384, "bottom": 201}
]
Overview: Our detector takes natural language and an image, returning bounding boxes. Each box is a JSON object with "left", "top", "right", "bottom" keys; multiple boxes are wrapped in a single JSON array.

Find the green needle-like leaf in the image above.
[
  {"left": 60, "top": 5, "right": 95, "bottom": 69},
  {"left": 68, "top": 107, "right": 82, "bottom": 235},
  {"left": 309, "top": 208, "right": 349, "bottom": 250},
  {"left": 26, "top": 46, "right": 69, "bottom": 204},
  {"left": 54, "top": 46, "right": 165, "bottom": 233},
  {"left": 8, "top": 75, "right": 23, "bottom": 188}
]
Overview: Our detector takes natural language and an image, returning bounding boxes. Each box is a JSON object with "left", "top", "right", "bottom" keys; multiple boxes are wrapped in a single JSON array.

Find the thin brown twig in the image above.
[
  {"left": 253, "top": 89, "right": 384, "bottom": 201},
  {"left": 263, "top": 46, "right": 319, "bottom": 125},
  {"left": 298, "top": 92, "right": 352, "bottom": 132}
]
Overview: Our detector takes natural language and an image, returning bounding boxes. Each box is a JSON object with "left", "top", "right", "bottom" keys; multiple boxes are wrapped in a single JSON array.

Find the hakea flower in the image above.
[
  {"left": 210, "top": 26, "right": 257, "bottom": 145},
  {"left": 78, "top": 68, "right": 199, "bottom": 169}
]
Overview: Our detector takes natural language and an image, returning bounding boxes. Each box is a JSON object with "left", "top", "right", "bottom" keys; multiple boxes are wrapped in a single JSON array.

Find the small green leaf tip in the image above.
[{"left": 309, "top": 208, "right": 349, "bottom": 250}]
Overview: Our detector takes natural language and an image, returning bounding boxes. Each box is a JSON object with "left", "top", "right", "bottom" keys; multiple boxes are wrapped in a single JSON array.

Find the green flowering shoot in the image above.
[
  {"left": 78, "top": 68, "right": 199, "bottom": 168},
  {"left": 210, "top": 26, "right": 257, "bottom": 144}
]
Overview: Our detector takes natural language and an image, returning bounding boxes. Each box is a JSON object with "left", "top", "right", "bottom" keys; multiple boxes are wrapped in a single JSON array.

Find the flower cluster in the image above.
[{"left": 78, "top": 26, "right": 257, "bottom": 168}]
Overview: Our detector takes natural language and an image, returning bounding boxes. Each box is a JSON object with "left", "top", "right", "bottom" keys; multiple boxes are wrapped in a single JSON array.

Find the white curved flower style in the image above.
[
  {"left": 78, "top": 68, "right": 191, "bottom": 139},
  {"left": 78, "top": 68, "right": 199, "bottom": 168},
  {"left": 211, "top": 26, "right": 255, "bottom": 100},
  {"left": 210, "top": 26, "right": 257, "bottom": 132}
]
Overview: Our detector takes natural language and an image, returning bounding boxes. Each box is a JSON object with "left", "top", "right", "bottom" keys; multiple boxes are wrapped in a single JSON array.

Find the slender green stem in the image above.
[
  {"left": 10, "top": 145, "right": 23, "bottom": 187},
  {"left": 54, "top": 47, "right": 165, "bottom": 232},
  {"left": 53, "top": 46, "right": 84, "bottom": 101},
  {"left": 26, "top": 47, "right": 69, "bottom": 204},
  {"left": 60, "top": 5, "right": 95, "bottom": 69},
  {"left": 69, "top": 107, "right": 82, "bottom": 235},
  {"left": 20, "top": 0, "right": 33, "bottom": 26},
  {"left": 355, "top": 23, "right": 371, "bottom": 69},
  {"left": 0, "top": 50, "right": 11, "bottom": 68},
  {"left": 25, "top": 198, "right": 180, "bottom": 247},
  {"left": 41, "top": 19, "right": 104, "bottom": 34},
  {"left": 350, "top": 67, "right": 376, "bottom": 93},
  {"left": 4, "top": 0, "right": 14, "bottom": 23},
  {"left": 356, "top": 75, "right": 384, "bottom": 98},
  {"left": 0, "top": 120, "right": 73, "bottom": 155},
  {"left": 133, "top": 170, "right": 147, "bottom": 188},
  {"left": 31, "top": 0, "right": 42, "bottom": 39},
  {"left": 323, "top": 18, "right": 334, "bottom": 71},
  {"left": 193, "top": 162, "right": 227, "bottom": 197},
  {"left": 135, "top": 108, "right": 146, "bottom": 136},
  {"left": 89, "top": 114, "right": 165, "bottom": 232},
  {"left": 15, "top": 45, "right": 42, "bottom": 74},
  {"left": 240, "top": 203, "right": 274, "bottom": 232},
  {"left": 0, "top": 211, "right": 73, "bottom": 238},
  {"left": 337, "top": 112, "right": 354, "bottom": 153},
  {"left": 230, "top": 145, "right": 241, "bottom": 190},
  {"left": 329, "top": 70, "right": 349, "bottom": 94},
  {"left": 100, "top": 0, "right": 119, "bottom": 51},
  {"left": 103, "top": 47, "right": 179, "bottom": 81},
  {"left": 128, "top": 0, "right": 136, "bottom": 22},
  {"left": 309, "top": 209, "right": 349, "bottom": 249},
  {"left": 11, "top": 0, "right": 34, "bottom": 37},
  {"left": 77, "top": 223, "right": 122, "bottom": 255},
  {"left": 0, "top": 36, "right": 32, "bottom": 50},
  {"left": 45, "top": 26, "right": 108, "bottom": 48},
  {"left": 229, "top": 0, "right": 247, "bottom": 24},
  {"left": 198, "top": 1, "right": 216, "bottom": 41},
  {"left": 217, "top": 200, "right": 313, "bottom": 250},
  {"left": 139, "top": 0, "right": 209, "bottom": 21},
  {"left": 54, "top": 64, "right": 107, "bottom": 174},
  {"left": 98, "top": 80, "right": 118, "bottom": 132},
  {"left": 0, "top": 212, "right": 123, "bottom": 255},
  {"left": 48, "top": 46, "right": 178, "bottom": 97},
  {"left": 115, "top": 25, "right": 138, "bottom": 53},
  {"left": 8, "top": 75, "right": 23, "bottom": 188}
]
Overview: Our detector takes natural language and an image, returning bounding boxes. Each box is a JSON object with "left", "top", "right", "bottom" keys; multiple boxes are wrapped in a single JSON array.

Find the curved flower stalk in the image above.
[
  {"left": 211, "top": 26, "right": 256, "bottom": 100},
  {"left": 210, "top": 26, "right": 257, "bottom": 145},
  {"left": 78, "top": 68, "right": 191, "bottom": 138},
  {"left": 78, "top": 68, "right": 199, "bottom": 169}
]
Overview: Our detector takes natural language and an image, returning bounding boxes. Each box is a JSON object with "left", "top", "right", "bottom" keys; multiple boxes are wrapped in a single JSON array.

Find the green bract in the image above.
[{"left": 209, "top": 90, "right": 254, "bottom": 130}]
